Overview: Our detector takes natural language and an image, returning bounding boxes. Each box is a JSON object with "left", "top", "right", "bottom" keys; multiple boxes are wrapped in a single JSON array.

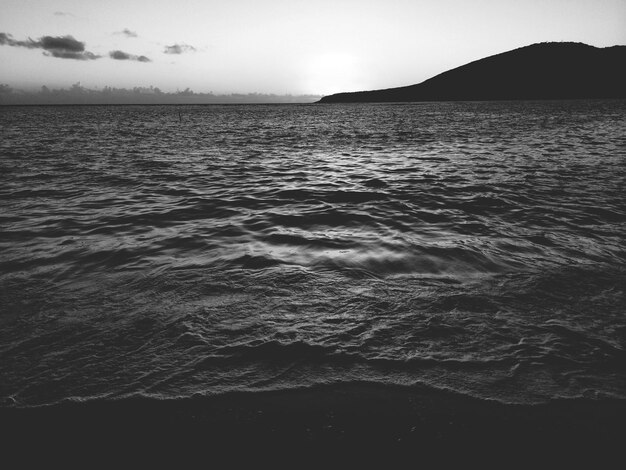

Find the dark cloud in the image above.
[
  {"left": 115, "top": 29, "right": 138, "bottom": 38},
  {"left": 0, "top": 32, "right": 39, "bottom": 48},
  {"left": 0, "top": 32, "right": 100, "bottom": 60},
  {"left": 1, "top": 31, "right": 148, "bottom": 63},
  {"left": 40, "top": 35, "right": 100, "bottom": 60},
  {"left": 54, "top": 11, "right": 75, "bottom": 17},
  {"left": 46, "top": 50, "right": 100, "bottom": 60},
  {"left": 109, "top": 50, "right": 151, "bottom": 62},
  {"left": 40, "top": 35, "right": 84, "bottom": 52},
  {"left": 163, "top": 44, "right": 196, "bottom": 54},
  {"left": 109, "top": 50, "right": 131, "bottom": 60}
]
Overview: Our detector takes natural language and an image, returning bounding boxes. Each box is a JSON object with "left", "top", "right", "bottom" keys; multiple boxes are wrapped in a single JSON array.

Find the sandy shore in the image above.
[{"left": 2, "top": 383, "right": 624, "bottom": 466}]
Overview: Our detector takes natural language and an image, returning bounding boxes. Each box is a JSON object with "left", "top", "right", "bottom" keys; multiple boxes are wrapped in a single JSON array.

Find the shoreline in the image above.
[{"left": 2, "top": 383, "right": 624, "bottom": 465}]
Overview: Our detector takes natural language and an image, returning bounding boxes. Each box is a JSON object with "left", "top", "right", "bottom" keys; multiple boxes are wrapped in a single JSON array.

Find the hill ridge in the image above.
[{"left": 318, "top": 42, "right": 626, "bottom": 103}]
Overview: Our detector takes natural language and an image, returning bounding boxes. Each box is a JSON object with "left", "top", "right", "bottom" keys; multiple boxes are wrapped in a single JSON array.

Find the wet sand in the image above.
[{"left": 2, "top": 384, "right": 624, "bottom": 467}]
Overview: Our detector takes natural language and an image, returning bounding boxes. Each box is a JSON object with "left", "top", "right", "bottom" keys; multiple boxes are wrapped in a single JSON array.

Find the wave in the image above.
[{"left": 1, "top": 100, "right": 625, "bottom": 409}]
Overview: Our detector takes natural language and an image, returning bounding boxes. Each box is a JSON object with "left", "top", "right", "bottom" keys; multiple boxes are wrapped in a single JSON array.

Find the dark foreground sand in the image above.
[{"left": 1, "top": 384, "right": 624, "bottom": 467}]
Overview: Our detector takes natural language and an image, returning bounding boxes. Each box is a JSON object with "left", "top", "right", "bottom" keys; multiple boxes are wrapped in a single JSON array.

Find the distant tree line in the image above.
[{"left": 0, "top": 83, "right": 321, "bottom": 104}]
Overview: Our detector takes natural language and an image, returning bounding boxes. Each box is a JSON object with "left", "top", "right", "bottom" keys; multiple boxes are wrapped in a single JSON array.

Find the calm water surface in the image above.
[{"left": 1, "top": 101, "right": 625, "bottom": 406}]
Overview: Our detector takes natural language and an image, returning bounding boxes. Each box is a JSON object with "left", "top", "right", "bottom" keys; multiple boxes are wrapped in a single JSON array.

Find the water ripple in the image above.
[{"left": 1, "top": 100, "right": 625, "bottom": 406}]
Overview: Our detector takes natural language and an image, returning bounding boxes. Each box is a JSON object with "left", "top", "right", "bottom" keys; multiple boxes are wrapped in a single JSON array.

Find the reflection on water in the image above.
[{"left": 0, "top": 100, "right": 625, "bottom": 406}]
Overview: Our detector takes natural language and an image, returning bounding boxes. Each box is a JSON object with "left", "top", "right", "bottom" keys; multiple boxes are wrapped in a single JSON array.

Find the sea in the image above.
[{"left": 1, "top": 100, "right": 625, "bottom": 408}]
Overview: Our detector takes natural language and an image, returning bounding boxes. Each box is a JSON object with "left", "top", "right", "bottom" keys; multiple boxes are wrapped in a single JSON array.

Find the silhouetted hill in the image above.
[{"left": 318, "top": 42, "right": 626, "bottom": 103}]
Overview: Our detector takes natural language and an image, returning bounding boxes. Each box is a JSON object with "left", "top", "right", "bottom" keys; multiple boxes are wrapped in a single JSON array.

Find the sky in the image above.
[{"left": 1, "top": 0, "right": 625, "bottom": 96}]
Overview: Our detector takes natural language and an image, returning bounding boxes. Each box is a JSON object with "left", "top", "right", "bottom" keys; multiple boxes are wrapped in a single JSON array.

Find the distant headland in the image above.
[{"left": 318, "top": 42, "right": 626, "bottom": 103}]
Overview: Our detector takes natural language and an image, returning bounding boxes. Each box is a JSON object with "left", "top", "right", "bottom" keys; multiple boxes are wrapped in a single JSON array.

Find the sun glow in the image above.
[{"left": 303, "top": 53, "right": 367, "bottom": 96}]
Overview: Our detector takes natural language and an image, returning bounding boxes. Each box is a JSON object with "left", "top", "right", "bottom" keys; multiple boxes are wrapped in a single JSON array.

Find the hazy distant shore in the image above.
[{"left": 0, "top": 84, "right": 321, "bottom": 105}]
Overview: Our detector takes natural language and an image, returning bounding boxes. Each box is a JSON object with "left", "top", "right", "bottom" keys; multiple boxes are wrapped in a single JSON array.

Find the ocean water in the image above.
[{"left": 0, "top": 100, "right": 624, "bottom": 407}]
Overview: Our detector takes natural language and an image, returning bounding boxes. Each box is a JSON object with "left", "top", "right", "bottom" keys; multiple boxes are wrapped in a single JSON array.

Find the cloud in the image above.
[
  {"left": 0, "top": 32, "right": 100, "bottom": 60},
  {"left": 46, "top": 49, "right": 100, "bottom": 60},
  {"left": 115, "top": 29, "right": 138, "bottom": 38},
  {"left": 2, "top": 31, "right": 149, "bottom": 62},
  {"left": 54, "top": 11, "right": 75, "bottom": 17},
  {"left": 0, "top": 32, "right": 39, "bottom": 49},
  {"left": 109, "top": 50, "right": 151, "bottom": 62},
  {"left": 40, "top": 35, "right": 100, "bottom": 60},
  {"left": 109, "top": 50, "right": 131, "bottom": 60},
  {"left": 40, "top": 35, "right": 84, "bottom": 52},
  {"left": 163, "top": 43, "right": 196, "bottom": 54}
]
